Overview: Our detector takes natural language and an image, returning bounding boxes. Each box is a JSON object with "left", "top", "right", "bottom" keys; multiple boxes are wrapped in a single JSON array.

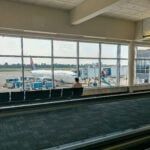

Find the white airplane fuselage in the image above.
[{"left": 31, "top": 70, "right": 76, "bottom": 83}]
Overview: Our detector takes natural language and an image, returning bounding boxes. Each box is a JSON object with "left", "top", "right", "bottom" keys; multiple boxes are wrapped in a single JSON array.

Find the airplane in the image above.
[{"left": 30, "top": 57, "right": 77, "bottom": 84}]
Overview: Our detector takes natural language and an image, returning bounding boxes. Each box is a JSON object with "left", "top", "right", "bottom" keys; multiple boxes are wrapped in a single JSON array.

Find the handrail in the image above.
[{"left": 45, "top": 125, "right": 150, "bottom": 150}]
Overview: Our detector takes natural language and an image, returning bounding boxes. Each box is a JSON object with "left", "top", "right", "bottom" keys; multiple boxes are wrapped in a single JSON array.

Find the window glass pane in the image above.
[
  {"left": 101, "top": 44, "right": 117, "bottom": 58},
  {"left": 23, "top": 38, "right": 51, "bottom": 56},
  {"left": 0, "top": 36, "right": 21, "bottom": 55},
  {"left": 54, "top": 59, "right": 77, "bottom": 88},
  {"left": 121, "top": 45, "right": 128, "bottom": 59},
  {"left": 136, "top": 46, "right": 150, "bottom": 59},
  {"left": 79, "top": 42, "right": 99, "bottom": 58},
  {"left": 101, "top": 59, "right": 117, "bottom": 87},
  {"left": 0, "top": 57, "right": 22, "bottom": 92},
  {"left": 135, "top": 60, "right": 150, "bottom": 84},
  {"left": 120, "top": 60, "right": 128, "bottom": 86},
  {"left": 53, "top": 40, "right": 77, "bottom": 57},
  {"left": 24, "top": 57, "right": 52, "bottom": 90},
  {"left": 79, "top": 59, "right": 99, "bottom": 87}
]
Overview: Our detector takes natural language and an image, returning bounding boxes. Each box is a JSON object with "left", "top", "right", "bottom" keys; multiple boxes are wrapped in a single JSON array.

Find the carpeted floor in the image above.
[{"left": 0, "top": 98, "right": 150, "bottom": 150}]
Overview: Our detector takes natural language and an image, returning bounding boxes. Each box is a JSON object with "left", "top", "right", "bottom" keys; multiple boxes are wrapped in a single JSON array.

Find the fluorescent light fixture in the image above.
[{"left": 143, "top": 35, "right": 150, "bottom": 39}]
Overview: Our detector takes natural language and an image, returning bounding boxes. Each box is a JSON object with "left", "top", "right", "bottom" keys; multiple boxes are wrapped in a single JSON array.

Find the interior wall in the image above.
[
  {"left": 0, "top": 0, "right": 135, "bottom": 40},
  {"left": 135, "top": 21, "right": 143, "bottom": 40},
  {"left": 135, "top": 18, "right": 150, "bottom": 41}
]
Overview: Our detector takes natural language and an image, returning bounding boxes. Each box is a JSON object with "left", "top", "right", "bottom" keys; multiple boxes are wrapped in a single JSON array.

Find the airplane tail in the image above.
[{"left": 30, "top": 57, "right": 36, "bottom": 70}]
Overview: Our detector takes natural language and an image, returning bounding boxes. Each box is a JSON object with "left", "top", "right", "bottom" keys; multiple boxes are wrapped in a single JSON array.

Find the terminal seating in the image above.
[
  {"left": 62, "top": 87, "right": 83, "bottom": 99},
  {"left": 25, "top": 91, "right": 39, "bottom": 101},
  {"left": 1, "top": 87, "right": 130, "bottom": 105},
  {"left": 62, "top": 88, "right": 73, "bottom": 98},
  {"left": 0, "top": 87, "right": 82, "bottom": 105},
  {"left": 11, "top": 91, "right": 24, "bottom": 102},
  {"left": 0, "top": 92, "right": 10, "bottom": 103},
  {"left": 25, "top": 90, "right": 50, "bottom": 101},
  {"left": 1, "top": 86, "right": 150, "bottom": 107},
  {"left": 51, "top": 89, "right": 62, "bottom": 99},
  {"left": 72, "top": 87, "right": 83, "bottom": 98},
  {"left": 36, "top": 90, "right": 50, "bottom": 100}
]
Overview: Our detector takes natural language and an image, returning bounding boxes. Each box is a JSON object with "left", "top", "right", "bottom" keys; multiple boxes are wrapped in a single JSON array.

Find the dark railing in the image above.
[
  {"left": 0, "top": 88, "right": 84, "bottom": 105},
  {"left": 1, "top": 87, "right": 150, "bottom": 106}
]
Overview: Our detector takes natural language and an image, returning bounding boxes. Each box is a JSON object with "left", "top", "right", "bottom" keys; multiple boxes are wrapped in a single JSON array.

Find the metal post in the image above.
[
  {"left": 99, "top": 43, "right": 102, "bottom": 87},
  {"left": 117, "top": 44, "right": 121, "bottom": 86},
  {"left": 51, "top": 39, "right": 55, "bottom": 88},
  {"left": 21, "top": 37, "right": 25, "bottom": 91},
  {"left": 77, "top": 41, "right": 80, "bottom": 78},
  {"left": 128, "top": 41, "right": 135, "bottom": 91}
]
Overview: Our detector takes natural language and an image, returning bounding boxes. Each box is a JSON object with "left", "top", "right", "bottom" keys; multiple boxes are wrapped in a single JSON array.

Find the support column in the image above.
[
  {"left": 77, "top": 41, "right": 80, "bottom": 78},
  {"left": 21, "top": 37, "right": 24, "bottom": 92},
  {"left": 128, "top": 41, "right": 135, "bottom": 92},
  {"left": 117, "top": 44, "right": 121, "bottom": 86},
  {"left": 98, "top": 43, "right": 101, "bottom": 87},
  {"left": 51, "top": 39, "right": 55, "bottom": 89}
]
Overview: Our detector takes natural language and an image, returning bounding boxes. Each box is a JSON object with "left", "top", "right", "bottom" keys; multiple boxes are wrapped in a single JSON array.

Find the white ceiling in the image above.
[
  {"left": 103, "top": 0, "right": 150, "bottom": 21},
  {"left": 8, "top": 0, "right": 86, "bottom": 10},
  {"left": 7, "top": 0, "right": 150, "bottom": 21}
]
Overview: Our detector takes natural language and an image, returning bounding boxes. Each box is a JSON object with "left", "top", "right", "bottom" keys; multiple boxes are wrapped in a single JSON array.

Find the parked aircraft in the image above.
[{"left": 30, "top": 57, "right": 77, "bottom": 84}]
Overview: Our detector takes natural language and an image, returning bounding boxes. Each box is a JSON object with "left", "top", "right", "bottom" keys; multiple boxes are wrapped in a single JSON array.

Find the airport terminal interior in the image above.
[{"left": 0, "top": 0, "right": 150, "bottom": 149}]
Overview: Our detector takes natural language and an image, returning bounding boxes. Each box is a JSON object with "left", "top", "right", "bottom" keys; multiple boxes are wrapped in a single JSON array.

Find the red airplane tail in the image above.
[{"left": 30, "top": 57, "right": 36, "bottom": 70}]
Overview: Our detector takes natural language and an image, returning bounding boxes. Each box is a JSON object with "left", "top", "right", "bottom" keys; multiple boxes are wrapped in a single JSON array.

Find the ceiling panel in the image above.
[
  {"left": 103, "top": 0, "right": 150, "bottom": 21},
  {"left": 7, "top": 0, "right": 150, "bottom": 21},
  {"left": 8, "top": 0, "right": 86, "bottom": 10}
]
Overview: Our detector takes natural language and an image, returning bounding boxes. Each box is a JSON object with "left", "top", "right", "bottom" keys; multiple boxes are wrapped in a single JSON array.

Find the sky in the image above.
[{"left": 0, "top": 36, "right": 129, "bottom": 65}]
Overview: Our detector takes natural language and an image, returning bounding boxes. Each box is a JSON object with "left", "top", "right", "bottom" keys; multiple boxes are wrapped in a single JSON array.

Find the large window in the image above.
[
  {"left": 54, "top": 40, "right": 77, "bottom": 57},
  {"left": 0, "top": 57, "right": 22, "bottom": 92},
  {"left": 79, "top": 42, "right": 99, "bottom": 58},
  {"left": 79, "top": 59, "right": 99, "bottom": 87},
  {"left": 101, "top": 44, "right": 117, "bottom": 58},
  {"left": 53, "top": 40, "right": 77, "bottom": 88},
  {"left": 0, "top": 35, "right": 129, "bottom": 92},
  {"left": 54, "top": 59, "right": 77, "bottom": 88},
  {"left": 0, "top": 36, "right": 21, "bottom": 55},
  {"left": 23, "top": 38, "right": 52, "bottom": 90},
  {"left": 101, "top": 44, "right": 117, "bottom": 87},
  {"left": 120, "top": 45, "right": 128, "bottom": 86},
  {"left": 121, "top": 45, "right": 128, "bottom": 59},
  {"left": 120, "top": 60, "right": 128, "bottom": 86},
  {"left": 135, "top": 46, "right": 150, "bottom": 84},
  {"left": 79, "top": 42, "right": 100, "bottom": 87},
  {"left": 101, "top": 59, "right": 117, "bottom": 87},
  {"left": 23, "top": 58, "right": 52, "bottom": 90},
  {"left": 101, "top": 44, "right": 128, "bottom": 87},
  {"left": 23, "top": 38, "right": 51, "bottom": 56},
  {"left": 0, "top": 36, "right": 22, "bottom": 92}
]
